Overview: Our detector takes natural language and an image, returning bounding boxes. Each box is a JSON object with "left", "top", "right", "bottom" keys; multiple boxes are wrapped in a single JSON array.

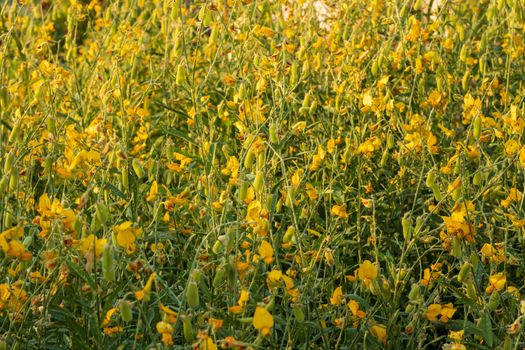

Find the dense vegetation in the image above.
[{"left": 1, "top": 0, "right": 525, "bottom": 348}]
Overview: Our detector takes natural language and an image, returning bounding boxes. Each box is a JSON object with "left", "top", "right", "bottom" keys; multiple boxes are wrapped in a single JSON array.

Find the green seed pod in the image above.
[
  {"left": 96, "top": 203, "right": 110, "bottom": 226},
  {"left": 488, "top": 290, "right": 500, "bottom": 311},
  {"left": 380, "top": 149, "right": 388, "bottom": 167},
  {"left": 8, "top": 122, "right": 20, "bottom": 143},
  {"left": 473, "top": 116, "right": 482, "bottom": 139},
  {"left": 209, "top": 25, "right": 219, "bottom": 44},
  {"left": 213, "top": 264, "right": 225, "bottom": 287},
  {"left": 253, "top": 171, "right": 264, "bottom": 192},
  {"left": 269, "top": 123, "right": 278, "bottom": 144},
  {"left": 290, "top": 61, "right": 298, "bottom": 86},
  {"left": 462, "top": 70, "right": 470, "bottom": 91},
  {"left": 426, "top": 170, "right": 436, "bottom": 188},
  {"left": 238, "top": 180, "right": 249, "bottom": 202},
  {"left": 132, "top": 159, "right": 145, "bottom": 178},
  {"left": 413, "top": 0, "right": 421, "bottom": 10},
  {"left": 408, "top": 284, "right": 421, "bottom": 301},
  {"left": 293, "top": 304, "right": 305, "bottom": 322},
  {"left": 466, "top": 279, "right": 477, "bottom": 300},
  {"left": 102, "top": 245, "right": 115, "bottom": 282},
  {"left": 309, "top": 100, "right": 317, "bottom": 116},
  {"left": 283, "top": 226, "right": 295, "bottom": 244},
  {"left": 183, "top": 316, "right": 195, "bottom": 342},
  {"left": 452, "top": 237, "right": 462, "bottom": 258},
  {"left": 414, "top": 216, "right": 424, "bottom": 237},
  {"left": 405, "top": 304, "right": 414, "bottom": 313},
  {"left": 212, "top": 240, "right": 222, "bottom": 254},
  {"left": 285, "top": 186, "right": 295, "bottom": 207},
  {"left": 432, "top": 184, "right": 441, "bottom": 201},
  {"left": 244, "top": 149, "right": 255, "bottom": 170},
  {"left": 186, "top": 281, "right": 199, "bottom": 309},
  {"left": 23, "top": 234, "right": 33, "bottom": 248},
  {"left": 121, "top": 167, "right": 129, "bottom": 189},
  {"left": 0, "top": 176, "right": 8, "bottom": 196},
  {"left": 473, "top": 172, "right": 482, "bottom": 186},
  {"left": 44, "top": 156, "right": 53, "bottom": 174},
  {"left": 257, "top": 152, "right": 265, "bottom": 170},
  {"left": 371, "top": 58, "right": 379, "bottom": 77},
  {"left": 4, "top": 211, "right": 13, "bottom": 228},
  {"left": 8, "top": 167, "right": 18, "bottom": 192},
  {"left": 457, "top": 262, "right": 471, "bottom": 283},
  {"left": 176, "top": 63, "right": 186, "bottom": 85},
  {"left": 302, "top": 93, "right": 311, "bottom": 109},
  {"left": 191, "top": 269, "right": 204, "bottom": 284},
  {"left": 387, "top": 134, "right": 395, "bottom": 149},
  {"left": 47, "top": 117, "right": 56, "bottom": 135},
  {"left": 0, "top": 339, "right": 6, "bottom": 350},
  {"left": 3, "top": 153, "right": 14, "bottom": 175},
  {"left": 402, "top": 214, "right": 411, "bottom": 241},
  {"left": 119, "top": 300, "right": 133, "bottom": 322}
]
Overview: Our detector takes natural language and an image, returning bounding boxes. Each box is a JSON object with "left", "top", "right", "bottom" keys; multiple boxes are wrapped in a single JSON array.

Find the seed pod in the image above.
[
  {"left": 473, "top": 172, "right": 482, "bottom": 186},
  {"left": 238, "top": 180, "right": 249, "bottom": 202},
  {"left": 102, "top": 245, "right": 115, "bottom": 282},
  {"left": 3, "top": 153, "right": 14, "bottom": 175},
  {"left": 387, "top": 134, "right": 395, "bottom": 149},
  {"left": 408, "top": 284, "right": 421, "bottom": 301},
  {"left": 488, "top": 290, "right": 500, "bottom": 311},
  {"left": 285, "top": 187, "right": 295, "bottom": 207},
  {"left": 0, "top": 340, "right": 6, "bottom": 350},
  {"left": 176, "top": 63, "right": 186, "bottom": 85},
  {"left": 466, "top": 279, "right": 477, "bottom": 300},
  {"left": 290, "top": 62, "right": 298, "bottom": 86},
  {"left": 413, "top": 0, "right": 421, "bottom": 10},
  {"left": 183, "top": 316, "right": 195, "bottom": 342},
  {"left": 473, "top": 116, "right": 482, "bottom": 139},
  {"left": 119, "top": 300, "right": 133, "bottom": 322},
  {"left": 402, "top": 214, "right": 411, "bottom": 241},
  {"left": 253, "top": 171, "right": 264, "bottom": 192},
  {"left": 457, "top": 262, "right": 471, "bottom": 282},
  {"left": 432, "top": 184, "right": 441, "bottom": 201},
  {"left": 121, "top": 167, "right": 129, "bottom": 189},
  {"left": 8, "top": 167, "right": 18, "bottom": 192},
  {"left": 0, "top": 176, "right": 8, "bottom": 196},
  {"left": 213, "top": 264, "right": 225, "bottom": 287},
  {"left": 462, "top": 70, "right": 470, "bottom": 90},
  {"left": 44, "top": 156, "right": 53, "bottom": 174},
  {"left": 191, "top": 269, "right": 204, "bottom": 284},
  {"left": 426, "top": 170, "right": 436, "bottom": 188},
  {"left": 23, "top": 234, "right": 33, "bottom": 248},
  {"left": 186, "top": 281, "right": 199, "bottom": 309},
  {"left": 212, "top": 240, "right": 222, "bottom": 254},
  {"left": 257, "top": 152, "right": 265, "bottom": 170},
  {"left": 132, "top": 159, "right": 145, "bottom": 178},
  {"left": 4, "top": 212, "right": 13, "bottom": 228},
  {"left": 380, "top": 149, "right": 388, "bottom": 167},
  {"left": 452, "top": 237, "right": 462, "bottom": 258},
  {"left": 269, "top": 123, "right": 278, "bottom": 144},
  {"left": 8, "top": 122, "right": 20, "bottom": 143},
  {"left": 293, "top": 304, "right": 305, "bottom": 322},
  {"left": 96, "top": 203, "right": 110, "bottom": 226},
  {"left": 244, "top": 149, "right": 255, "bottom": 170},
  {"left": 209, "top": 25, "right": 219, "bottom": 44}
]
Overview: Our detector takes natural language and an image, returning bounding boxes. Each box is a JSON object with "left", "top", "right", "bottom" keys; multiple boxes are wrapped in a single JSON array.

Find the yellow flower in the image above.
[
  {"left": 78, "top": 234, "right": 107, "bottom": 258},
  {"left": 347, "top": 300, "right": 366, "bottom": 318},
  {"left": 258, "top": 240, "right": 274, "bottom": 265},
  {"left": 330, "top": 286, "right": 344, "bottom": 305},
  {"left": 369, "top": 324, "right": 387, "bottom": 345},
  {"left": 156, "top": 321, "right": 174, "bottom": 345},
  {"left": 266, "top": 270, "right": 282, "bottom": 289},
  {"left": 426, "top": 304, "right": 442, "bottom": 321},
  {"left": 357, "top": 260, "right": 378, "bottom": 286},
  {"left": 114, "top": 221, "right": 142, "bottom": 254},
  {"left": 146, "top": 180, "right": 159, "bottom": 202},
  {"left": 331, "top": 205, "right": 348, "bottom": 219},
  {"left": 486, "top": 272, "right": 506, "bottom": 294},
  {"left": 102, "top": 307, "right": 119, "bottom": 327},
  {"left": 252, "top": 306, "right": 274, "bottom": 336},
  {"left": 200, "top": 336, "right": 218, "bottom": 350},
  {"left": 440, "top": 303, "right": 457, "bottom": 322},
  {"left": 135, "top": 273, "right": 156, "bottom": 301}
]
